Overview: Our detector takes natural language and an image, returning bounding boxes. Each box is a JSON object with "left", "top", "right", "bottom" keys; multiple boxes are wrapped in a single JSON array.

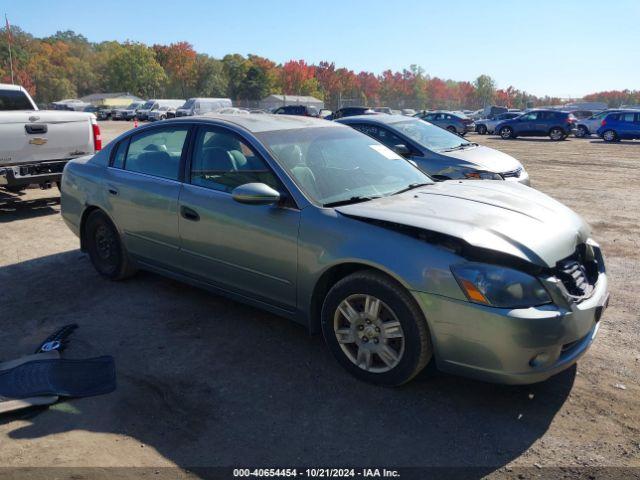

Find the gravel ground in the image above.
[{"left": 0, "top": 121, "right": 638, "bottom": 477}]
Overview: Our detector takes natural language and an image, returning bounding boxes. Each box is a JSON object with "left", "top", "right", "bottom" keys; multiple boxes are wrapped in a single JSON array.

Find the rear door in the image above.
[
  {"left": 178, "top": 125, "right": 300, "bottom": 310},
  {"left": 104, "top": 125, "right": 191, "bottom": 269},
  {"left": 617, "top": 112, "right": 637, "bottom": 138}
]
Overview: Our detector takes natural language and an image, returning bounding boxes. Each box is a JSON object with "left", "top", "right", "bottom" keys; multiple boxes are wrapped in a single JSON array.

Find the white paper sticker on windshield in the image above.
[{"left": 369, "top": 144, "right": 402, "bottom": 160}]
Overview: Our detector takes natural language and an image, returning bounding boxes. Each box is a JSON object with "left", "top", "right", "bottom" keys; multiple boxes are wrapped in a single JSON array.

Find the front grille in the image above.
[
  {"left": 501, "top": 167, "right": 522, "bottom": 178},
  {"left": 555, "top": 245, "right": 600, "bottom": 300}
]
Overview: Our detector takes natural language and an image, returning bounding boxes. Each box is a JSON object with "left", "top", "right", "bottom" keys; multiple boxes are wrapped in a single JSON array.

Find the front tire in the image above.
[
  {"left": 602, "top": 130, "right": 618, "bottom": 142},
  {"left": 446, "top": 126, "right": 458, "bottom": 134},
  {"left": 477, "top": 125, "right": 487, "bottom": 135},
  {"left": 85, "top": 210, "right": 137, "bottom": 280},
  {"left": 499, "top": 126, "right": 514, "bottom": 139},
  {"left": 575, "top": 125, "right": 588, "bottom": 138},
  {"left": 321, "top": 270, "right": 432, "bottom": 386}
]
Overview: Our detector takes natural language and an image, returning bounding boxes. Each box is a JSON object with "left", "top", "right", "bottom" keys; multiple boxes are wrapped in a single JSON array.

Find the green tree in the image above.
[
  {"left": 192, "top": 54, "right": 228, "bottom": 97},
  {"left": 103, "top": 43, "right": 167, "bottom": 98},
  {"left": 222, "top": 54, "right": 248, "bottom": 100},
  {"left": 474, "top": 74, "right": 496, "bottom": 107}
]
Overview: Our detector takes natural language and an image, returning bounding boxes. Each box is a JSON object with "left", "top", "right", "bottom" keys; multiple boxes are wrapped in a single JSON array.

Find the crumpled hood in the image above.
[
  {"left": 442, "top": 145, "right": 522, "bottom": 173},
  {"left": 336, "top": 181, "right": 591, "bottom": 268}
]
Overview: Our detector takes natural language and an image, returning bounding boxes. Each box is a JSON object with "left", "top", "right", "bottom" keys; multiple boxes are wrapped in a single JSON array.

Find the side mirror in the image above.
[
  {"left": 393, "top": 144, "right": 411, "bottom": 157},
  {"left": 232, "top": 183, "right": 281, "bottom": 205}
]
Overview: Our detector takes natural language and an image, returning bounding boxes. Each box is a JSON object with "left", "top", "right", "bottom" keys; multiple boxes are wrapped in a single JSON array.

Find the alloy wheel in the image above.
[
  {"left": 333, "top": 294, "right": 405, "bottom": 373},
  {"left": 603, "top": 130, "right": 616, "bottom": 142}
]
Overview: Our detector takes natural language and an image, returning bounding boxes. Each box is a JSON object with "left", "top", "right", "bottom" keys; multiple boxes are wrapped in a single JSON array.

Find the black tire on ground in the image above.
[
  {"left": 549, "top": 127, "right": 566, "bottom": 141},
  {"left": 321, "top": 270, "right": 433, "bottom": 386},
  {"left": 602, "top": 130, "right": 618, "bottom": 142},
  {"left": 84, "top": 210, "right": 137, "bottom": 280},
  {"left": 499, "top": 126, "right": 514, "bottom": 139},
  {"left": 447, "top": 126, "right": 458, "bottom": 134},
  {"left": 575, "top": 125, "right": 588, "bottom": 138},
  {"left": 477, "top": 125, "right": 487, "bottom": 135}
]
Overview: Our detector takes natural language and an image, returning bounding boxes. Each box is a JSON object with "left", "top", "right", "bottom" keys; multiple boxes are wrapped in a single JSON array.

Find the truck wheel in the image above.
[
  {"left": 321, "top": 270, "right": 433, "bottom": 386},
  {"left": 85, "top": 210, "right": 137, "bottom": 280}
]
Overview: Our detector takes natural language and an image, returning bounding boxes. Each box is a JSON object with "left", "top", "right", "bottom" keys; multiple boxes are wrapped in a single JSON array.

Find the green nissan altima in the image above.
[{"left": 61, "top": 114, "right": 609, "bottom": 386}]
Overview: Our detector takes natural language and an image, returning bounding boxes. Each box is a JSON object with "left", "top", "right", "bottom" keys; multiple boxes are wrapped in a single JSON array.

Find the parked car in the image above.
[
  {"left": 338, "top": 114, "right": 529, "bottom": 184},
  {"left": 373, "top": 107, "right": 392, "bottom": 114},
  {"left": 475, "top": 112, "right": 522, "bottom": 135},
  {"left": 175, "top": 98, "right": 232, "bottom": 117},
  {"left": 328, "top": 106, "right": 376, "bottom": 120},
  {"left": 575, "top": 110, "right": 622, "bottom": 138},
  {"left": 273, "top": 105, "right": 320, "bottom": 117},
  {"left": 113, "top": 102, "right": 145, "bottom": 121},
  {"left": 95, "top": 106, "right": 115, "bottom": 121},
  {"left": 569, "top": 110, "right": 597, "bottom": 120},
  {"left": 414, "top": 111, "right": 475, "bottom": 135},
  {"left": 147, "top": 106, "right": 176, "bottom": 121},
  {"left": 401, "top": 109, "right": 416, "bottom": 116},
  {"left": 136, "top": 99, "right": 185, "bottom": 121},
  {"left": 495, "top": 110, "right": 577, "bottom": 140},
  {"left": 597, "top": 110, "right": 640, "bottom": 142},
  {"left": 60, "top": 114, "right": 608, "bottom": 386},
  {"left": 0, "top": 83, "right": 100, "bottom": 192}
]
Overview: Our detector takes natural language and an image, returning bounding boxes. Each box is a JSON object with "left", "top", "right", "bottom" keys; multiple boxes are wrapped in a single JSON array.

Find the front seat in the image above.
[
  {"left": 278, "top": 145, "right": 321, "bottom": 201},
  {"left": 193, "top": 147, "right": 235, "bottom": 187}
]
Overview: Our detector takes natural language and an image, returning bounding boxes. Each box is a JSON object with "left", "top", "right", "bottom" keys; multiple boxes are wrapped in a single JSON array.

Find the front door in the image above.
[
  {"left": 104, "top": 125, "right": 190, "bottom": 269},
  {"left": 178, "top": 125, "right": 300, "bottom": 310}
]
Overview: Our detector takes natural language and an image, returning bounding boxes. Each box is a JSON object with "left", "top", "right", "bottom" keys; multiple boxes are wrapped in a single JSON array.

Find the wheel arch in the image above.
[
  {"left": 79, "top": 205, "right": 117, "bottom": 252},
  {"left": 307, "top": 261, "right": 415, "bottom": 335}
]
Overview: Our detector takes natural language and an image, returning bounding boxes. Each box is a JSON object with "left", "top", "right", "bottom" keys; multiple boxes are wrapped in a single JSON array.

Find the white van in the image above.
[
  {"left": 136, "top": 99, "right": 185, "bottom": 121},
  {"left": 175, "top": 98, "right": 233, "bottom": 117}
]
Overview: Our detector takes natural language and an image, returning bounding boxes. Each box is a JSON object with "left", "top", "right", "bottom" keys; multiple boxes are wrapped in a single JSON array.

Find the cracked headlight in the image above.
[{"left": 451, "top": 263, "right": 552, "bottom": 308}]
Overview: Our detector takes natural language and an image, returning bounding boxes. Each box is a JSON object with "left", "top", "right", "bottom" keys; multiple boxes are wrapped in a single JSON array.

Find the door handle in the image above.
[
  {"left": 107, "top": 187, "right": 119, "bottom": 196},
  {"left": 180, "top": 206, "right": 200, "bottom": 221},
  {"left": 25, "top": 124, "right": 48, "bottom": 134}
]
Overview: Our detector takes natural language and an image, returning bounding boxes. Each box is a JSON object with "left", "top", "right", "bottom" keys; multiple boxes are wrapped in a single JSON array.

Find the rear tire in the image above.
[
  {"left": 549, "top": 127, "right": 565, "bottom": 141},
  {"left": 321, "top": 270, "right": 433, "bottom": 386},
  {"left": 602, "top": 130, "right": 618, "bottom": 142},
  {"left": 477, "top": 125, "right": 487, "bottom": 135},
  {"left": 85, "top": 210, "right": 137, "bottom": 280},
  {"left": 499, "top": 126, "right": 514, "bottom": 139}
]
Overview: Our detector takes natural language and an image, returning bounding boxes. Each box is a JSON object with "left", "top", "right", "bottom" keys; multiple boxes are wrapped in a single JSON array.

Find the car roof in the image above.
[
  {"left": 336, "top": 114, "right": 416, "bottom": 125},
  {"left": 173, "top": 113, "right": 341, "bottom": 133}
]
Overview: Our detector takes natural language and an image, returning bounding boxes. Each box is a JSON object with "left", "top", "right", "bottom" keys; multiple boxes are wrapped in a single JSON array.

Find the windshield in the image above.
[
  {"left": 141, "top": 101, "right": 155, "bottom": 110},
  {"left": 390, "top": 119, "right": 472, "bottom": 152},
  {"left": 257, "top": 126, "right": 431, "bottom": 206},
  {"left": 181, "top": 99, "right": 196, "bottom": 109}
]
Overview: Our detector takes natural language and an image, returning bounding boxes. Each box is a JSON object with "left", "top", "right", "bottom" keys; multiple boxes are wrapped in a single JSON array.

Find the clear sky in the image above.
[{"left": 5, "top": 0, "right": 639, "bottom": 97}]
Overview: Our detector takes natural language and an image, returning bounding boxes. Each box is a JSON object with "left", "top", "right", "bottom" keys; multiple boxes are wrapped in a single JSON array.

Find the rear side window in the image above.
[
  {"left": 621, "top": 113, "right": 635, "bottom": 122},
  {"left": 190, "top": 127, "right": 278, "bottom": 193},
  {"left": 0, "top": 89, "right": 34, "bottom": 110},
  {"left": 122, "top": 127, "right": 189, "bottom": 180},
  {"left": 111, "top": 140, "right": 128, "bottom": 169}
]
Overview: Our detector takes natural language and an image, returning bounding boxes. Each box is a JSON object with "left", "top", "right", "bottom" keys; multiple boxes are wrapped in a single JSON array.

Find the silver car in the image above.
[
  {"left": 475, "top": 112, "right": 522, "bottom": 135},
  {"left": 60, "top": 115, "right": 609, "bottom": 386},
  {"left": 415, "top": 111, "right": 475, "bottom": 135},
  {"left": 338, "top": 115, "right": 530, "bottom": 185}
]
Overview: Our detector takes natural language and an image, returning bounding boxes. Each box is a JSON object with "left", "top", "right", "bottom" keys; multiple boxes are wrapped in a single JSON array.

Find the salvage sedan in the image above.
[
  {"left": 61, "top": 114, "right": 609, "bottom": 386},
  {"left": 338, "top": 115, "right": 530, "bottom": 185}
]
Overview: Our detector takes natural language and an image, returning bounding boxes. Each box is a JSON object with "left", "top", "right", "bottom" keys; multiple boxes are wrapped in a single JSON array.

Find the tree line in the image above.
[{"left": 1, "top": 26, "right": 637, "bottom": 110}]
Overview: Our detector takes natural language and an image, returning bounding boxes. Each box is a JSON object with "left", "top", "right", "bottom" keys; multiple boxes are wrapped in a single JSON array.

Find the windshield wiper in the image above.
[
  {"left": 442, "top": 142, "right": 476, "bottom": 152},
  {"left": 323, "top": 195, "right": 382, "bottom": 208},
  {"left": 391, "top": 182, "right": 432, "bottom": 196}
]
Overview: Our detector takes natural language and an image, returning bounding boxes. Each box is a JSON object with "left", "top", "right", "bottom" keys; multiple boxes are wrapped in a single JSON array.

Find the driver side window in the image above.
[{"left": 190, "top": 127, "right": 279, "bottom": 193}]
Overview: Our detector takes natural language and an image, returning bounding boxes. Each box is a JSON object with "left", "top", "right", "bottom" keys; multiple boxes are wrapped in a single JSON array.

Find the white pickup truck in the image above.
[{"left": 0, "top": 83, "right": 101, "bottom": 192}]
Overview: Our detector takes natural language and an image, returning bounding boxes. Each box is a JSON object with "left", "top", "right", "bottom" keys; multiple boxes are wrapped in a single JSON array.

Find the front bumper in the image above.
[
  {"left": 411, "top": 272, "right": 608, "bottom": 385},
  {"left": 503, "top": 167, "right": 530, "bottom": 186}
]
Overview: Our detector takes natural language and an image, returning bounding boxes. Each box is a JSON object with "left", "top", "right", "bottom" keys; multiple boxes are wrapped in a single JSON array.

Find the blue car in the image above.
[
  {"left": 495, "top": 109, "right": 578, "bottom": 141},
  {"left": 596, "top": 110, "right": 640, "bottom": 142}
]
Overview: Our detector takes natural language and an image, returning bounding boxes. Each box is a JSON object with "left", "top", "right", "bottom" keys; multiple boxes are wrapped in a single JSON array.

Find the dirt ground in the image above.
[{"left": 0, "top": 121, "right": 638, "bottom": 478}]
